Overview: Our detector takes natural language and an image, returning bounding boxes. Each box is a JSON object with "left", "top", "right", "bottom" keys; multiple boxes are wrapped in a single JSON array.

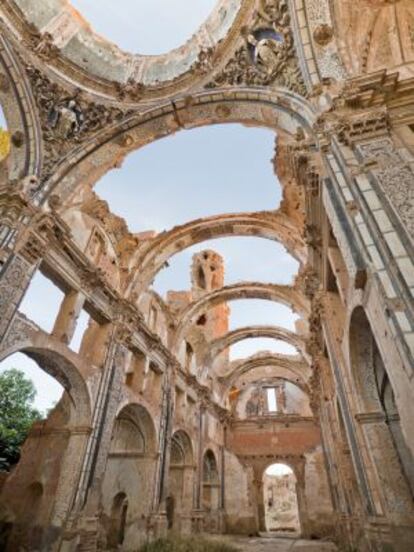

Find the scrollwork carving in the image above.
[
  {"left": 1, "top": 314, "right": 35, "bottom": 353},
  {"left": 115, "top": 78, "right": 146, "bottom": 102},
  {"left": 192, "top": 47, "right": 215, "bottom": 75},
  {"left": 25, "top": 65, "right": 134, "bottom": 183},
  {"left": 206, "top": 0, "right": 306, "bottom": 95},
  {"left": 26, "top": 26, "right": 59, "bottom": 61},
  {"left": 358, "top": 138, "right": 414, "bottom": 238}
]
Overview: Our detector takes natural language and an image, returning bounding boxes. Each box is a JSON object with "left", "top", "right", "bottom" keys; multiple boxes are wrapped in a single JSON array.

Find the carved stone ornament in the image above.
[
  {"left": 26, "top": 25, "right": 60, "bottom": 61},
  {"left": 206, "top": 0, "right": 306, "bottom": 96},
  {"left": 115, "top": 78, "right": 146, "bottom": 102},
  {"left": 81, "top": 192, "right": 129, "bottom": 243},
  {"left": 358, "top": 138, "right": 414, "bottom": 238},
  {"left": 192, "top": 47, "right": 215, "bottom": 76},
  {"left": 313, "top": 24, "right": 333, "bottom": 47},
  {"left": 25, "top": 65, "right": 134, "bottom": 182},
  {"left": 1, "top": 314, "right": 34, "bottom": 353}
]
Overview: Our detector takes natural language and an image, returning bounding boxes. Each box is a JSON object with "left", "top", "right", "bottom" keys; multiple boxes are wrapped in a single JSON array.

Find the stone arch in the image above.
[
  {"left": 127, "top": 212, "right": 305, "bottom": 295},
  {"left": 221, "top": 354, "right": 311, "bottom": 395},
  {"left": 0, "top": 332, "right": 93, "bottom": 549},
  {"left": 204, "top": 325, "right": 306, "bottom": 367},
  {"left": 171, "top": 430, "right": 194, "bottom": 466},
  {"left": 173, "top": 282, "right": 309, "bottom": 349},
  {"left": 112, "top": 402, "right": 158, "bottom": 455},
  {"left": 0, "top": 321, "right": 91, "bottom": 426},
  {"left": 0, "top": 38, "right": 42, "bottom": 179},
  {"left": 6, "top": 0, "right": 247, "bottom": 89},
  {"left": 349, "top": 306, "right": 414, "bottom": 514},
  {"left": 46, "top": 88, "right": 316, "bottom": 205}
]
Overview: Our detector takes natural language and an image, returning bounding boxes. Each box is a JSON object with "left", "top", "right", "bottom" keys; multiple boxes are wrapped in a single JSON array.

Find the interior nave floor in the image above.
[{"left": 210, "top": 535, "right": 338, "bottom": 552}]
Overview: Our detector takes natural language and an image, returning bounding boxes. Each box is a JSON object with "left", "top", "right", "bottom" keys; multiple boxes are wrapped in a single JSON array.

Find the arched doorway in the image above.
[
  {"left": 263, "top": 463, "right": 300, "bottom": 534},
  {"left": 108, "top": 492, "right": 128, "bottom": 549},
  {"left": 102, "top": 403, "right": 157, "bottom": 549},
  {"left": 349, "top": 306, "right": 414, "bottom": 514},
  {"left": 168, "top": 430, "right": 194, "bottom": 532}
]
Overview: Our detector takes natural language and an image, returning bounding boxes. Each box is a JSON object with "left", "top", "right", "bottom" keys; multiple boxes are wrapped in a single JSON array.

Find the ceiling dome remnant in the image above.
[
  {"left": 70, "top": 0, "right": 218, "bottom": 56},
  {"left": 12, "top": 0, "right": 244, "bottom": 86}
]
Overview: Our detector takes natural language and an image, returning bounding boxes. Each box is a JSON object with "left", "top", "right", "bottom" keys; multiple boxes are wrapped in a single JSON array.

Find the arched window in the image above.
[{"left": 202, "top": 450, "right": 220, "bottom": 512}]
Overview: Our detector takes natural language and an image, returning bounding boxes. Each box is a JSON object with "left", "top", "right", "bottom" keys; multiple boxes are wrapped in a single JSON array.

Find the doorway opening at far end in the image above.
[{"left": 263, "top": 463, "right": 300, "bottom": 535}]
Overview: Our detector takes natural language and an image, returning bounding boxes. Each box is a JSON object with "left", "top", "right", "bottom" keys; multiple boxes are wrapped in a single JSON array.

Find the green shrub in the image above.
[{"left": 138, "top": 535, "right": 239, "bottom": 552}]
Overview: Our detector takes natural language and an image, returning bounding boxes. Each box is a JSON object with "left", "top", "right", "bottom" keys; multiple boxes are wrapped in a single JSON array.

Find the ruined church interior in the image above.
[{"left": 0, "top": 0, "right": 414, "bottom": 551}]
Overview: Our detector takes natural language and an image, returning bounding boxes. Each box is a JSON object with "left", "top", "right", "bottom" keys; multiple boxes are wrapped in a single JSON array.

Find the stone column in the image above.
[
  {"left": 51, "top": 427, "right": 91, "bottom": 527},
  {"left": 0, "top": 253, "right": 38, "bottom": 341},
  {"left": 295, "top": 462, "right": 310, "bottom": 537},
  {"left": 254, "top": 477, "right": 266, "bottom": 533},
  {"left": 179, "top": 465, "right": 196, "bottom": 534},
  {"left": 153, "top": 364, "right": 175, "bottom": 510},
  {"left": 70, "top": 332, "right": 125, "bottom": 516},
  {"left": 195, "top": 404, "right": 205, "bottom": 510},
  {"left": 0, "top": 180, "right": 44, "bottom": 340},
  {"left": 52, "top": 290, "right": 86, "bottom": 345}
]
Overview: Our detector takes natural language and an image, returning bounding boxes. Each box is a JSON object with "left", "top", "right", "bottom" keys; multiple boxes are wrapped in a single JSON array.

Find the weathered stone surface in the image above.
[{"left": 0, "top": 1, "right": 413, "bottom": 551}]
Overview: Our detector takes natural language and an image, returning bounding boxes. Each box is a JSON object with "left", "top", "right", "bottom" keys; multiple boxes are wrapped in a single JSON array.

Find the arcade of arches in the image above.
[{"left": 0, "top": 1, "right": 413, "bottom": 551}]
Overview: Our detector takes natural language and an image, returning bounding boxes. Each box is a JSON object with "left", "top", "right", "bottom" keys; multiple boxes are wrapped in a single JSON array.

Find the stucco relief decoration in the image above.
[
  {"left": 0, "top": 256, "right": 32, "bottom": 337},
  {"left": 26, "top": 25, "right": 60, "bottom": 61},
  {"left": 1, "top": 314, "right": 35, "bottom": 354},
  {"left": 115, "top": 79, "right": 146, "bottom": 102},
  {"left": 207, "top": 0, "right": 306, "bottom": 95},
  {"left": 333, "top": 0, "right": 414, "bottom": 75},
  {"left": 192, "top": 47, "right": 215, "bottom": 75},
  {"left": 358, "top": 139, "right": 414, "bottom": 238},
  {"left": 25, "top": 66, "right": 134, "bottom": 182},
  {"left": 305, "top": 0, "right": 346, "bottom": 80},
  {"left": 313, "top": 24, "right": 333, "bottom": 47}
]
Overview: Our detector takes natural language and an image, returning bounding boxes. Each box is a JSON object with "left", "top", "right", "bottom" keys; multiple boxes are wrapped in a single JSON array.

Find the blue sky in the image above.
[
  {"left": 0, "top": 8, "right": 301, "bottom": 412},
  {"left": 95, "top": 124, "right": 281, "bottom": 232},
  {"left": 70, "top": 0, "right": 217, "bottom": 54}
]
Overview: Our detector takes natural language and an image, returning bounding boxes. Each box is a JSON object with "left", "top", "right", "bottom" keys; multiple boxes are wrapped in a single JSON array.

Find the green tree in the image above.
[{"left": 0, "top": 368, "right": 42, "bottom": 471}]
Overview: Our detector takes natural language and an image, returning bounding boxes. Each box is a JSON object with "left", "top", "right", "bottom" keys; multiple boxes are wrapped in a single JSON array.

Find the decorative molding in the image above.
[
  {"left": 206, "top": 0, "right": 306, "bottom": 95},
  {"left": 24, "top": 64, "right": 135, "bottom": 182}
]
